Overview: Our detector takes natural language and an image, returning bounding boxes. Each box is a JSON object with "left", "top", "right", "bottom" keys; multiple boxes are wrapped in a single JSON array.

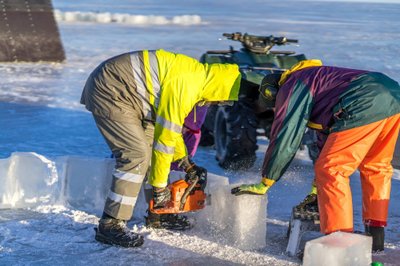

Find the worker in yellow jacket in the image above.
[{"left": 81, "top": 49, "right": 241, "bottom": 247}]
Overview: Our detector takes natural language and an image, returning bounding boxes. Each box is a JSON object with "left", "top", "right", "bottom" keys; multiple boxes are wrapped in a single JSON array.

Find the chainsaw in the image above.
[{"left": 149, "top": 176, "right": 207, "bottom": 214}]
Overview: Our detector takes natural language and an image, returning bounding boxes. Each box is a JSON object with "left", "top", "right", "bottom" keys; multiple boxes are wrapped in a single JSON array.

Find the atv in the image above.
[{"left": 199, "top": 32, "right": 307, "bottom": 170}]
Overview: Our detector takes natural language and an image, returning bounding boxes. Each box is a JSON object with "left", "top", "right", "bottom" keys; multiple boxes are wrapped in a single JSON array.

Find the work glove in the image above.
[
  {"left": 185, "top": 164, "right": 207, "bottom": 190},
  {"left": 231, "top": 178, "right": 275, "bottom": 196},
  {"left": 152, "top": 186, "right": 171, "bottom": 208},
  {"left": 178, "top": 156, "right": 207, "bottom": 190}
]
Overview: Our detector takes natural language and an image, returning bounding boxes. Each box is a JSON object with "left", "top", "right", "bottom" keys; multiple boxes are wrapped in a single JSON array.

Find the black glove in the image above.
[
  {"left": 178, "top": 156, "right": 207, "bottom": 190},
  {"left": 185, "top": 165, "right": 207, "bottom": 190},
  {"left": 152, "top": 187, "right": 171, "bottom": 208}
]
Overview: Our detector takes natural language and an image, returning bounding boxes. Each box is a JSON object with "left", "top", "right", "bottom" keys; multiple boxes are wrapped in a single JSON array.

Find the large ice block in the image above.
[
  {"left": 0, "top": 152, "right": 58, "bottom": 208},
  {"left": 302, "top": 231, "right": 372, "bottom": 266},
  {"left": 196, "top": 174, "right": 267, "bottom": 250},
  {"left": 56, "top": 156, "right": 115, "bottom": 214}
]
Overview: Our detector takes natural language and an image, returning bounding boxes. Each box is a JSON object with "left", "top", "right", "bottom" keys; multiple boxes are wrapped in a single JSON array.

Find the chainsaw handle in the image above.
[{"left": 179, "top": 176, "right": 199, "bottom": 210}]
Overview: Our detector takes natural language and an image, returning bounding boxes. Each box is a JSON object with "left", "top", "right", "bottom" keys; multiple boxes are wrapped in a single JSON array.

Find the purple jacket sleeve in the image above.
[
  {"left": 170, "top": 105, "right": 209, "bottom": 171},
  {"left": 183, "top": 105, "right": 208, "bottom": 131}
]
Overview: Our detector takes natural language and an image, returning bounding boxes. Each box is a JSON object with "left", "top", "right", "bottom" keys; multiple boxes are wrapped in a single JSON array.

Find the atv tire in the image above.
[{"left": 214, "top": 101, "right": 258, "bottom": 170}]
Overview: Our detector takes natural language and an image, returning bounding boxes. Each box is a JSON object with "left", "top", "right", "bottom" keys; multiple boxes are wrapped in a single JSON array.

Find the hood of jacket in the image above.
[
  {"left": 279, "top": 59, "right": 323, "bottom": 86},
  {"left": 201, "top": 63, "right": 241, "bottom": 103}
]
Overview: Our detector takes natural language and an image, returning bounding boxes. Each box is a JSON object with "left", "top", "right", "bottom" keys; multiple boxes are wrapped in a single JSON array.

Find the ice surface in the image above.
[
  {"left": 302, "top": 232, "right": 372, "bottom": 266},
  {"left": 196, "top": 173, "right": 267, "bottom": 250},
  {"left": 0, "top": 152, "right": 58, "bottom": 208},
  {"left": 1, "top": 0, "right": 400, "bottom": 264}
]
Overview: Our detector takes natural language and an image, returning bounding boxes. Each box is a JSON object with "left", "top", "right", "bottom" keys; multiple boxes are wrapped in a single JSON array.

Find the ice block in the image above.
[{"left": 303, "top": 231, "right": 372, "bottom": 266}]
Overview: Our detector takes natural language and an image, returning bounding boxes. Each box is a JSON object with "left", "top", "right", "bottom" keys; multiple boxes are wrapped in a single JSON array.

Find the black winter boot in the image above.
[
  {"left": 365, "top": 225, "right": 385, "bottom": 252},
  {"left": 293, "top": 193, "right": 319, "bottom": 221},
  {"left": 95, "top": 214, "right": 144, "bottom": 248},
  {"left": 145, "top": 210, "right": 192, "bottom": 230}
]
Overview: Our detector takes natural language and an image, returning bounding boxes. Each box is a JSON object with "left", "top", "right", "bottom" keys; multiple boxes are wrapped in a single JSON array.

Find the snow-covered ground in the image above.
[{"left": 0, "top": 0, "right": 399, "bottom": 265}]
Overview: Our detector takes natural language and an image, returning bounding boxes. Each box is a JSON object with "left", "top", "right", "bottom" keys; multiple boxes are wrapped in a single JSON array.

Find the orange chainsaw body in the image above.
[{"left": 149, "top": 179, "right": 206, "bottom": 214}]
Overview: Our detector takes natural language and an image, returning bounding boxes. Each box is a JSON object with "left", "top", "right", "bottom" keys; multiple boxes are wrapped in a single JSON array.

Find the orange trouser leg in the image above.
[
  {"left": 359, "top": 114, "right": 400, "bottom": 226},
  {"left": 315, "top": 116, "right": 399, "bottom": 234}
]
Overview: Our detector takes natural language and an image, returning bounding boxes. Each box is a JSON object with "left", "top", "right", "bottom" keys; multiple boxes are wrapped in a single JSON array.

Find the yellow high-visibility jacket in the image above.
[{"left": 82, "top": 49, "right": 241, "bottom": 187}]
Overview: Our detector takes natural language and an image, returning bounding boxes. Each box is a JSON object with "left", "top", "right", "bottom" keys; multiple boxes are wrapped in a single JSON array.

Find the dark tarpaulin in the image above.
[{"left": 0, "top": 0, "right": 65, "bottom": 62}]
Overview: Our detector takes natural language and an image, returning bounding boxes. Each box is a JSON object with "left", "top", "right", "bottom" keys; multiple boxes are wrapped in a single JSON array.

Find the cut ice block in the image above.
[
  {"left": 56, "top": 156, "right": 114, "bottom": 214},
  {"left": 195, "top": 173, "right": 230, "bottom": 229},
  {"left": 286, "top": 214, "right": 321, "bottom": 256},
  {"left": 0, "top": 152, "right": 58, "bottom": 208},
  {"left": 302, "top": 231, "right": 372, "bottom": 266},
  {"left": 196, "top": 174, "right": 267, "bottom": 250}
]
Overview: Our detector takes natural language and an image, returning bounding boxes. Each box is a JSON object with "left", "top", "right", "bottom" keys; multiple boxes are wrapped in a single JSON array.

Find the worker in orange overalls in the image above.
[{"left": 232, "top": 59, "right": 400, "bottom": 252}]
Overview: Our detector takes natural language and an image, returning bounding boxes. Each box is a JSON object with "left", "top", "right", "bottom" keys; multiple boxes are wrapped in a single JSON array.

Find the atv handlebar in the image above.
[
  {"left": 223, "top": 32, "right": 297, "bottom": 44},
  {"left": 222, "top": 32, "right": 298, "bottom": 53}
]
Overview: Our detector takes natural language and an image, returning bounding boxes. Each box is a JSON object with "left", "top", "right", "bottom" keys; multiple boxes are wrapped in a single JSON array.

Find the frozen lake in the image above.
[{"left": 0, "top": 0, "right": 399, "bottom": 265}]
